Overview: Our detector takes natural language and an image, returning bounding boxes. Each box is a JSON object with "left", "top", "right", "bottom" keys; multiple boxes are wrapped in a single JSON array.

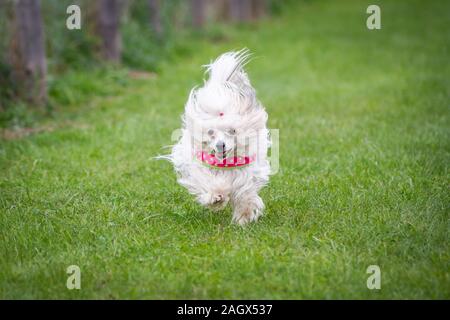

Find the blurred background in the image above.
[{"left": 0, "top": 0, "right": 284, "bottom": 129}]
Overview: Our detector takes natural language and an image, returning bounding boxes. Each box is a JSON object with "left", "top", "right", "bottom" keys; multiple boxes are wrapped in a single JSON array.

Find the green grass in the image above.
[{"left": 1, "top": 0, "right": 449, "bottom": 299}]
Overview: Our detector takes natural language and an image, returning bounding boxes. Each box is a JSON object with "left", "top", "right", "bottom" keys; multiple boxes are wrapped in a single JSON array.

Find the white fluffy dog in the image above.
[{"left": 165, "top": 49, "right": 270, "bottom": 225}]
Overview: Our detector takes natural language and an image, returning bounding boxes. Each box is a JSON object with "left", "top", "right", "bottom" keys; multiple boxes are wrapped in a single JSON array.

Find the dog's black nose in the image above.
[{"left": 216, "top": 141, "right": 226, "bottom": 152}]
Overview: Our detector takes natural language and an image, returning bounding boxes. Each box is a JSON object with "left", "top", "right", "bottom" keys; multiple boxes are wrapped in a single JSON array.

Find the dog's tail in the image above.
[{"left": 204, "top": 49, "right": 252, "bottom": 86}]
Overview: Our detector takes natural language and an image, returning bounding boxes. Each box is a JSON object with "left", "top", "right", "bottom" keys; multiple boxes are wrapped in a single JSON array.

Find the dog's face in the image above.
[
  {"left": 197, "top": 114, "right": 264, "bottom": 161},
  {"left": 203, "top": 124, "right": 237, "bottom": 159},
  {"left": 184, "top": 65, "right": 267, "bottom": 160}
]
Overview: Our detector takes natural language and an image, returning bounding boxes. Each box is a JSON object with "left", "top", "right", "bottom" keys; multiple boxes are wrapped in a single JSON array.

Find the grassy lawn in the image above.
[{"left": 1, "top": 0, "right": 449, "bottom": 299}]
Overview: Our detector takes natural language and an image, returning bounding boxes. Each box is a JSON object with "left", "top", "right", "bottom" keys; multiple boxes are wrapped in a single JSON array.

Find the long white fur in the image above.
[{"left": 166, "top": 49, "right": 270, "bottom": 225}]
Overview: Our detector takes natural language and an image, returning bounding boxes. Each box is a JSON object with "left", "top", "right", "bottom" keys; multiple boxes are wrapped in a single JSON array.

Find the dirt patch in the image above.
[
  {"left": 128, "top": 70, "right": 157, "bottom": 80},
  {"left": 1, "top": 122, "right": 89, "bottom": 141}
]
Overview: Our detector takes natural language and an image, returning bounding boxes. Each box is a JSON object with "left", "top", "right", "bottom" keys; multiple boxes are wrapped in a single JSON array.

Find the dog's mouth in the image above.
[{"left": 212, "top": 148, "right": 232, "bottom": 159}]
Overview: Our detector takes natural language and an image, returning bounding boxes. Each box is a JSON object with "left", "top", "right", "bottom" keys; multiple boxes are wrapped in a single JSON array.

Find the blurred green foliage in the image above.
[{"left": 0, "top": 0, "right": 292, "bottom": 126}]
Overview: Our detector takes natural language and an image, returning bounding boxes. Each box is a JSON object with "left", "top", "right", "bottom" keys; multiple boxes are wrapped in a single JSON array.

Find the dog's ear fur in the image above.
[
  {"left": 201, "top": 49, "right": 262, "bottom": 114},
  {"left": 204, "top": 49, "right": 252, "bottom": 90}
]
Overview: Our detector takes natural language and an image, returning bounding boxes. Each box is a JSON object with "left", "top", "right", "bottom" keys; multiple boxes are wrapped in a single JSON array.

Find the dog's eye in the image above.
[
  {"left": 227, "top": 128, "right": 236, "bottom": 135},
  {"left": 207, "top": 129, "right": 214, "bottom": 136}
]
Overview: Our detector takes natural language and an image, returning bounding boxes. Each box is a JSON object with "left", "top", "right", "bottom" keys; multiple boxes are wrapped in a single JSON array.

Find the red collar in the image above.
[{"left": 196, "top": 151, "right": 256, "bottom": 169}]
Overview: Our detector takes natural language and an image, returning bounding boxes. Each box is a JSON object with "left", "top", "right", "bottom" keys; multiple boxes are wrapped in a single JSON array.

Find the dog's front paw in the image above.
[
  {"left": 232, "top": 195, "right": 264, "bottom": 226},
  {"left": 232, "top": 206, "right": 262, "bottom": 226},
  {"left": 198, "top": 192, "right": 229, "bottom": 211},
  {"left": 212, "top": 194, "right": 224, "bottom": 204}
]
